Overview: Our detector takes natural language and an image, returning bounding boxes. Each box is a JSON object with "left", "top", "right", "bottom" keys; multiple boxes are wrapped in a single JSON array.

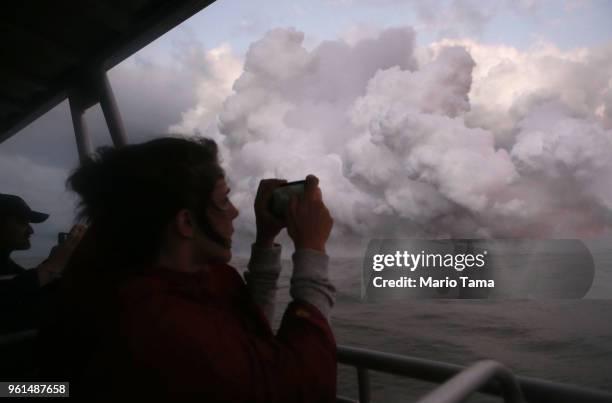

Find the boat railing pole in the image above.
[
  {"left": 356, "top": 367, "right": 371, "bottom": 403},
  {"left": 97, "top": 70, "right": 127, "bottom": 147},
  {"left": 415, "top": 360, "right": 524, "bottom": 403},
  {"left": 68, "top": 91, "right": 93, "bottom": 163},
  {"left": 337, "top": 345, "right": 612, "bottom": 403}
]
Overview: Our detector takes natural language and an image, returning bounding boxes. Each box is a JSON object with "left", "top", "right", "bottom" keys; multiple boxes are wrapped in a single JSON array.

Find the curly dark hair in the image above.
[{"left": 67, "top": 136, "right": 224, "bottom": 269}]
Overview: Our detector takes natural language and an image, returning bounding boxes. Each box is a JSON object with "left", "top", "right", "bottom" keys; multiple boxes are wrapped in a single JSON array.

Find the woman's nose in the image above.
[{"left": 231, "top": 202, "right": 239, "bottom": 219}]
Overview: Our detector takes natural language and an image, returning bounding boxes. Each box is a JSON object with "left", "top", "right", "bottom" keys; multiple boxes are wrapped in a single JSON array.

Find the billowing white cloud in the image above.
[
  {"left": 511, "top": 101, "right": 612, "bottom": 211},
  {"left": 427, "top": 39, "right": 612, "bottom": 142},
  {"left": 171, "top": 26, "right": 612, "bottom": 245},
  {"left": 168, "top": 42, "right": 243, "bottom": 138},
  {"left": 106, "top": 38, "right": 244, "bottom": 145}
]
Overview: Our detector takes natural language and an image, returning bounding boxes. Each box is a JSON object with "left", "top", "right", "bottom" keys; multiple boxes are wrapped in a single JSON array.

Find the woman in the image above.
[{"left": 37, "top": 137, "right": 336, "bottom": 402}]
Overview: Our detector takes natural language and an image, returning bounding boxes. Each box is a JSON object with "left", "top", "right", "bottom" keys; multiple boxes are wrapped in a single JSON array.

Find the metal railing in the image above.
[
  {"left": 336, "top": 345, "right": 612, "bottom": 403},
  {"left": 415, "top": 360, "right": 523, "bottom": 403},
  {"left": 3, "top": 331, "right": 612, "bottom": 402}
]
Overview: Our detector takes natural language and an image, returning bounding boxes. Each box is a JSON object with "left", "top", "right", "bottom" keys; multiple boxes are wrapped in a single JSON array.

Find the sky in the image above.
[{"left": 2, "top": 0, "right": 612, "bottom": 261}]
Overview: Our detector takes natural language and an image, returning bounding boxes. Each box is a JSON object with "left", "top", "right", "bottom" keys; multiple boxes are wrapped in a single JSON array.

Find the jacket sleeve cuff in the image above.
[
  {"left": 247, "top": 243, "right": 282, "bottom": 274},
  {"left": 290, "top": 249, "right": 335, "bottom": 320},
  {"left": 245, "top": 243, "right": 283, "bottom": 323}
]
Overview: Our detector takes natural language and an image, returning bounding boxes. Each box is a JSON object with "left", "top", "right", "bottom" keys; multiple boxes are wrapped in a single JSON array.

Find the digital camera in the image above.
[{"left": 268, "top": 180, "right": 306, "bottom": 219}]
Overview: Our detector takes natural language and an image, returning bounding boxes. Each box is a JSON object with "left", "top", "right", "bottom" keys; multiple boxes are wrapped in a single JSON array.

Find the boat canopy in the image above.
[{"left": 0, "top": 0, "right": 216, "bottom": 145}]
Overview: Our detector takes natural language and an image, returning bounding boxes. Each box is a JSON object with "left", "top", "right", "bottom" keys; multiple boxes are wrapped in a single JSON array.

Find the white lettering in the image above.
[{"left": 460, "top": 277, "right": 495, "bottom": 287}]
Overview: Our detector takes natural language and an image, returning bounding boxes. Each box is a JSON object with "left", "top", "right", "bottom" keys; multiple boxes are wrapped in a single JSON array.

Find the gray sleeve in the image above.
[
  {"left": 244, "top": 243, "right": 282, "bottom": 322},
  {"left": 291, "top": 249, "right": 336, "bottom": 320}
]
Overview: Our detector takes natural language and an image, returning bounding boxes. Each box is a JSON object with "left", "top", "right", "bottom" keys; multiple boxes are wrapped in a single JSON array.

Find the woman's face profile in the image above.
[{"left": 196, "top": 178, "right": 239, "bottom": 263}]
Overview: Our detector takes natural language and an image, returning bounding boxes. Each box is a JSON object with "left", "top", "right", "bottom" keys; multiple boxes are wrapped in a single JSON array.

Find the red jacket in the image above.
[{"left": 40, "top": 263, "right": 336, "bottom": 402}]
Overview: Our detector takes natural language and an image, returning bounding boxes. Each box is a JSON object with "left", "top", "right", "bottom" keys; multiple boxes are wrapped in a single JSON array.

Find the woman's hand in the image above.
[
  {"left": 254, "top": 179, "right": 287, "bottom": 248},
  {"left": 287, "top": 175, "right": 333, "bottom": 253}
]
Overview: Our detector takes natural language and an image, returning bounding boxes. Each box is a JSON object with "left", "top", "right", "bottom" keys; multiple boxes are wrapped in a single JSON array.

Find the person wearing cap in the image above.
[
  {"left": 0, "top": 193, "right": 85, "bottom": 333},
  {"left": 0, "top": 194, "right": 49, "bottom": 274}
]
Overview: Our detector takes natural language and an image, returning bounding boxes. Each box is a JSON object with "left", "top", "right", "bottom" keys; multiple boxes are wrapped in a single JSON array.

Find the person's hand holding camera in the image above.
[
  {"left": 37, "top": 224, "right": 86, "bottom": 286},
  {"left": 287, "top": 175, "right": 333, "bottom": 253},
  {"left": 254, "top": 179, "right": 288, "bottom": 248}
]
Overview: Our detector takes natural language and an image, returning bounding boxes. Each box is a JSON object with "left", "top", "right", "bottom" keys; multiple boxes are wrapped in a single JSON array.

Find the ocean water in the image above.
[
  {"left": 15, "top": 248, "right": 612, "bottom": 402},
  {"left": 232, "top": 247, "right": 612, "bottom": 402}
]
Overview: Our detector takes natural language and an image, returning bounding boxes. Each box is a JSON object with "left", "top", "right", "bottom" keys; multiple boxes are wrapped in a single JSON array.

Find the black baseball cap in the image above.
[{"left": 0, "top": 194, "right": 49, "bottom": 223}]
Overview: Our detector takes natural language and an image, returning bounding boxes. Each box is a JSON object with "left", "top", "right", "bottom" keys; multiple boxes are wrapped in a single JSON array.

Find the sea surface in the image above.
[
  {"left": 15, "top": 241, "right": 612, "bottom": 402},
  {"left": 233, "top": 240, "right": 612, "bottom": 402}
]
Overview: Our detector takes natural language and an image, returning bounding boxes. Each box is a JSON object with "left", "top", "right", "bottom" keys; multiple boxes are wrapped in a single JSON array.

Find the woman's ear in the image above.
[{"left": 174, "top": 209, "right": 196, "bottom": 239}]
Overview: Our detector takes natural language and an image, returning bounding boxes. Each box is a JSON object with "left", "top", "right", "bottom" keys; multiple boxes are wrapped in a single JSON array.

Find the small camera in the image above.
[
  {"left": 268, "top": 180, "right": 306, "bottom": 219},
  {"left": 57, "top": 232, "right": 69, "bottom": 244}
]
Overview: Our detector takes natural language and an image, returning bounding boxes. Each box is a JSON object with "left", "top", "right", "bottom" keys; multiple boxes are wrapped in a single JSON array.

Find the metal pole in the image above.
[
  {"left": 68, "top": 92, "right": 93, "bottom": 163},
  {"left": 356, "top": 367, "right": 370, "bottom": 403},
  {"left": 97, "top": 71, "right": 127, "bottom": 147},
  {"left": 415, "top": 360, "right": 524, "bottom": 403}
]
